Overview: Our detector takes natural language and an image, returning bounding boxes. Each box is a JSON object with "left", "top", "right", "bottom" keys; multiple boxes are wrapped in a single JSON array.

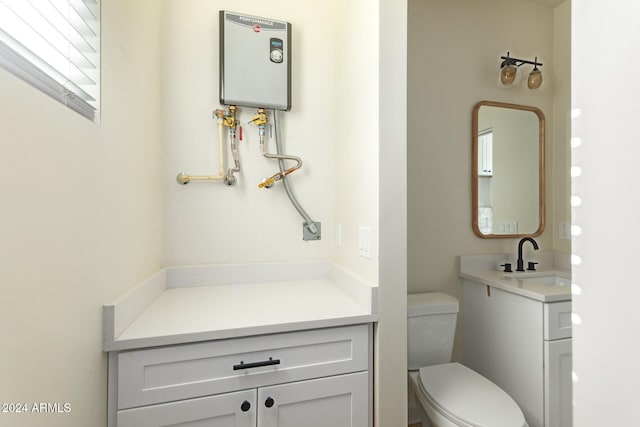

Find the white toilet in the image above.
[{"left": 408, "top": 292, "right": 528, "bottom": 427}]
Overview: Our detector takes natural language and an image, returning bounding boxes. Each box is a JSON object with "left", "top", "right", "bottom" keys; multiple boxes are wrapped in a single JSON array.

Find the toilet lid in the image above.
[{"left": 419, "top": 363, "right": 526, "bottom": 427}]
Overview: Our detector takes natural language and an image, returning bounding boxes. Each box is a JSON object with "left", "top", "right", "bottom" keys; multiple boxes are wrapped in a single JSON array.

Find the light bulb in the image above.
[
  {"left": 500, "top": 64, "right": 517, "bottom": 85},
  {"left": 527, "top": 67, "right": 542, "bottom": 89}
]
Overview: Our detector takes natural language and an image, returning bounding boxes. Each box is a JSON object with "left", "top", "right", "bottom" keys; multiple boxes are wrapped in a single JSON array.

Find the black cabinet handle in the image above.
[
  {"left": 240, "top": 400, "right": 251, "bottom": 412},
  {"left": 265, "top": 397, "right": 274, "bottom": 408},
  {"left": 233, "top": 357, "right": 281, "bottom": 371}
]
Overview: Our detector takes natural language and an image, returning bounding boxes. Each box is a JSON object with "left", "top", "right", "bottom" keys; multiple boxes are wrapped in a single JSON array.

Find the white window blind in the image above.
[{"left": 0, "top": 0, "right": 100, "bottom": 121}]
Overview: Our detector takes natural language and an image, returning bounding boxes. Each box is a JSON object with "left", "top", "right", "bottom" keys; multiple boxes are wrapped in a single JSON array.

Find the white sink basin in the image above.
[
  {"left": 501, "top": 271, "right": 571, "bottom": 288},
  {"left": 519, "top": 274, "right": 571, "bottom": 287}
]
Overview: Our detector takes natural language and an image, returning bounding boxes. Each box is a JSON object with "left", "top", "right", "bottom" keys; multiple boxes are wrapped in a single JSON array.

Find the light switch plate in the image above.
[{"left": 358, "top": 226, "right": 371, "bottom": 259}]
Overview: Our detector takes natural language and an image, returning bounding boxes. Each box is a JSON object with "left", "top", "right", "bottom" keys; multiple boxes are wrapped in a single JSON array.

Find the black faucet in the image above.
[{"left": 516, "top": 237, "right": 539, "bottom": 271}]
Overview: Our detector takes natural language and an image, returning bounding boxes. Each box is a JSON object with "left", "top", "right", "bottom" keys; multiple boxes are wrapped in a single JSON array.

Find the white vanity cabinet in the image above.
[
  {"left": 461, "top": 280, "right": 572, "bottom": 427},
  {"left": 108, "top": 324, "right": 372, "bottom": 427}
]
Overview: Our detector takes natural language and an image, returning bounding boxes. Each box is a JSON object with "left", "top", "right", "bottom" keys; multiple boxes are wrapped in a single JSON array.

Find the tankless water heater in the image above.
[{"left": 219, "top": 11, "right": 291, "bottom": 111}]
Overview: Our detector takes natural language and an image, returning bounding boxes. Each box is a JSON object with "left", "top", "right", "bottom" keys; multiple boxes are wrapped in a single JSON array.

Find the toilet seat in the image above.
[{"left": 418, "top": 363, "right": 527, "bottom": 427}]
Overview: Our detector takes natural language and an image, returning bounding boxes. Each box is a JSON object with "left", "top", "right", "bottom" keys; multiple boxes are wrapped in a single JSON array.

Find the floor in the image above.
[{"left": 408, "top": 423, "right": 421, "bottom": 427}]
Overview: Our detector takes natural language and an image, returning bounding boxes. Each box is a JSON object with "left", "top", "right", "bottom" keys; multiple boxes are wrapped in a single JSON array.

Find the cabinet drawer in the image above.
[
  {"left": 117, "top": 324, "right": 369, "bottom": 409},
  {"left": 544, "top": 301, "right": 572, "bottom": 340}
]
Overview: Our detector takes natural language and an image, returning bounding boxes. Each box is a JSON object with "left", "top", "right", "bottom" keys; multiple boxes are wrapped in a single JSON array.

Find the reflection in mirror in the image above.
[{"left": 472, "top": 101, "right": 545, "bottom": 238}]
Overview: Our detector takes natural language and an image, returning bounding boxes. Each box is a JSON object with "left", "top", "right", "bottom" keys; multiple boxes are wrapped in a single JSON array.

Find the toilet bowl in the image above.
[
  {"left": 409, "top": 363, "right": 527, "bottom": 427},
  {"left": 408, "top": 292, "right": 528, "bottom": 427}
]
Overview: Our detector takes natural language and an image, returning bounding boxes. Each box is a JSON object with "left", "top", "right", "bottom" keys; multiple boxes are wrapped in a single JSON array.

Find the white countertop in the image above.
[
  {"left": 459, "top": 269, "right": 571, "bottom": 302},
  {"left": 458, "top": 253, "right": 572, "bottom": 303},
  {"left": 103, "top": 262, "right": 378, "bottom": 351}
]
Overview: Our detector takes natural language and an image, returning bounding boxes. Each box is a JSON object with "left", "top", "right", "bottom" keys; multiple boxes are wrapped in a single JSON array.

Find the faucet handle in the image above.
[
  {"left": 527, "top": 261, "right": 538, "bottom": 271},
  {"left": 501, "top": 263, "right": 512, "bottom": 273}
]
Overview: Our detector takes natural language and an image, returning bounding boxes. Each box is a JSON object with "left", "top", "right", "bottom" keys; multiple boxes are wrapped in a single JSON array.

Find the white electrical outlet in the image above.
[
  {"left": 559, "top": 221, "right": 571, "bottom": 240},
  {"left": 358, "top": 226, "right": 372, "bottom": 259},
  {"left": 335, "top": 224, "right": 342, "bottom": 247},
  {"left": 498, "top": 220, "right": 518, "bottom": 234}
]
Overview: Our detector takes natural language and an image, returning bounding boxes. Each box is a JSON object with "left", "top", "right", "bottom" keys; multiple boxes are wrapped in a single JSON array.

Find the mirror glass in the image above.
[{"left": 472, "top": 101, "right": 545, "bottom": 238}]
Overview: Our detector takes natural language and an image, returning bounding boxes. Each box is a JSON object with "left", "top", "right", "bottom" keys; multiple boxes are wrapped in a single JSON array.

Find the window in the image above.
[{"left": 0, "top": 0, "right": 100, "bottom": 121}]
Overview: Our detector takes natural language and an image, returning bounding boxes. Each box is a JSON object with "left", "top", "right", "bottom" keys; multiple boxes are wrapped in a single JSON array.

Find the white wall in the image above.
[
  {"left": 378, "top": 1, "right": 409, "bottom": 426},
  {"left": 551, "top": 0, "right": 572, "bottom": 253},
  {"left": 332, "top": 0, "right": 380, "bottom": 283},
  {"left": 407, "top": 0, "right": 561, "bottom": 300},
  {"left": 162, "top": 2, "right": 393, "bottom": 425},
  {"left": 0, "top": 1, "right": 164, "bottom": 426},
  {"left": 0, "top": 1, "right": 407, "bottom": 426},
  {"left": 162, "top": 0, "right": 379, "bottom": 285},
  {"left": 162, "top": 0, "right": 332, "bottom": 266},
  {"left": 572, "top": 1, "right": 640, "bottom": 424}
]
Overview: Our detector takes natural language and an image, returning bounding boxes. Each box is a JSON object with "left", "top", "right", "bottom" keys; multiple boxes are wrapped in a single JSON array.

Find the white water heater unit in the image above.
[{"left": 219, "top": 11, "right": 291, "bottom": 111}]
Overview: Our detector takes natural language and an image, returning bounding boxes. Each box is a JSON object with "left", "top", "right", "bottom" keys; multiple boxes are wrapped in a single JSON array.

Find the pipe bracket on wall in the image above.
[
  {"left": 303, "top": 222, "right": 322, "bottom": 241},
  {"left": 176, "top": 107, "right": 239, "bottom": 186}
]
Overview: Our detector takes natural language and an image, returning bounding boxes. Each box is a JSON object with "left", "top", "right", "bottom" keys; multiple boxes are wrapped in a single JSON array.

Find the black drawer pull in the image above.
[{"left": 233, "top": 357, "right": 281, "bottom": 370}]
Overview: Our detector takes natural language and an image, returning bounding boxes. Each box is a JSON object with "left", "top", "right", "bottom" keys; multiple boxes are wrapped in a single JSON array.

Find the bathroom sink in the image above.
[
  {"left": 518, "top": 274, "right": 571, "bottom": 287},
  {"left": 501, "top": 272, "right": 571, "bottom": 288}
]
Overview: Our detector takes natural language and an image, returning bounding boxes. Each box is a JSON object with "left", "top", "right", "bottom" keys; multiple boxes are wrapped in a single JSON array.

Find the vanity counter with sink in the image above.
[
  {"left": 458, "top": 269, "right": 571, "bottom": 302},
  {"left": 458, "top": 253, "right": 571, "bottom": 302}
]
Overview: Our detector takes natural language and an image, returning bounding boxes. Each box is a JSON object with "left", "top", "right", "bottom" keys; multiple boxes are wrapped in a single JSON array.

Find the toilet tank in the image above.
[{"left": 407, "top": 292, "right": 459, "bottom": 370}]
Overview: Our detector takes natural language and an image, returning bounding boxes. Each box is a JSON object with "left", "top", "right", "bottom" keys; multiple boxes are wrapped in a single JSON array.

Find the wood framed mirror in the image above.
[{"left": 472, "top": 101, "right": 545, "bottom": 238}]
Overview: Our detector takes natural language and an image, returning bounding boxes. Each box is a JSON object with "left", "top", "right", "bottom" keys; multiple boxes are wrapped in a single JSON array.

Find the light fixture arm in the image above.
[{"left": 500, "top": 52, "right": 543, "bottom": 69}]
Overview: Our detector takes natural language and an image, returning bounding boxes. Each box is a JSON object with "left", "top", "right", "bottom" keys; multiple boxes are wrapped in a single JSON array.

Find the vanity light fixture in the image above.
[
  {"left": 499, "top": 52, "right": 543, "bottom": 89},
  {"left": 527, "top": 58, "right": 543, "bottom": 89}
]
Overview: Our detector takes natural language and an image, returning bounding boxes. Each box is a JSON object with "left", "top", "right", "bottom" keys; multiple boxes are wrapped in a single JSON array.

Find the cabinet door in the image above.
[
  {"left": 117, "top": 389, "right": 256, "bottom": 427},
  {"left": 258, "top": 372, "right": 369, "bottom": 427},
  {"left": 545, "top": 338, "right": 572, "bottom": 427},
  {"left": 461, "top": 281, "right": 544, "bottom": 427}
]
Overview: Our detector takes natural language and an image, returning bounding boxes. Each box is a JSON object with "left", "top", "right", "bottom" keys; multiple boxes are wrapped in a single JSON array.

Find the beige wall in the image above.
[
  {"left": 407, "top": 0, "right": 570, "bottom": 301},
  {"left": 0, "top": 1, "right": 164, "bottom": 426}
]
